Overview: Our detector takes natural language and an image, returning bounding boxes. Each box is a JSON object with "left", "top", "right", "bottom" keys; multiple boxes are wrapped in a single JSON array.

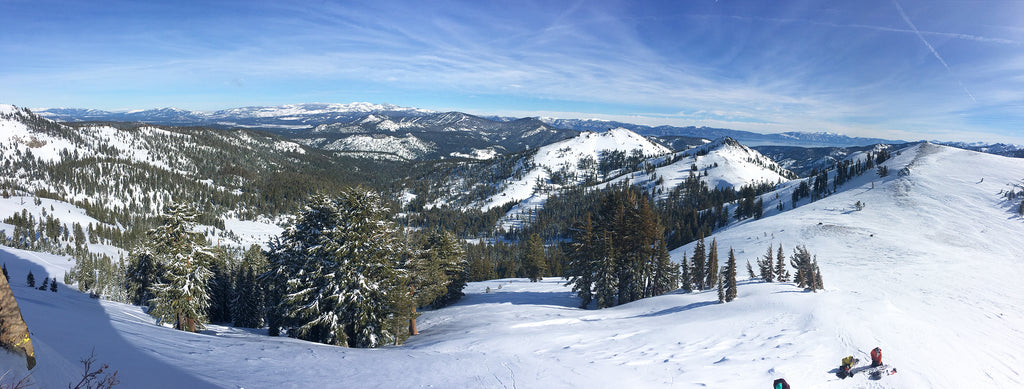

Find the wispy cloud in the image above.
[{"left": 1, "top": 0, "right": 1022, "bottom": 143}]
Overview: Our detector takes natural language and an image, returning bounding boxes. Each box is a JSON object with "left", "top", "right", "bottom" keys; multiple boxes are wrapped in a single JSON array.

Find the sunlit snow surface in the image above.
[{"left": 2, "top": 143, "right": 1024, "bottom": 388}]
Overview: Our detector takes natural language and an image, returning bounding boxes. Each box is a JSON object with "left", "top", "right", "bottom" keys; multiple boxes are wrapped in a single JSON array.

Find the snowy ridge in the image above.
[
  {"left": 0, "top": 108, "right": 78, "bottom": 164},
  {"left": 671, "top": 143, "right": 1024, "bottom": 388},
  {"left": 318, "top": 134, "right": 435, "bottom": 161},
  {"left": 486, "top": 128, "right": 670, "bottom": 228},
  {"left": 450, "top": 147, "right": 500, "bottom": 160},
  {"left": 652, "top": 137, "right": 793, "bottom": 191},
  {"left": 0, "top": 106, "right": 311, "bottom": 253}
]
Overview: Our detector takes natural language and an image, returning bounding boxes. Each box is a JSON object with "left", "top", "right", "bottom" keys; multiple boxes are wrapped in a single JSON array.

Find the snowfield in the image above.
[{"left": 2, "top": 143, "right": 1023, "bottom": 388}]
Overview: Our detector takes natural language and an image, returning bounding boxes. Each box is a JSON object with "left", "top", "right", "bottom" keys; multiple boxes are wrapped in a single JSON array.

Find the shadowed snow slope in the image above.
[{"left": 2, "top": 143, "right": 1022, "bottom": 388}]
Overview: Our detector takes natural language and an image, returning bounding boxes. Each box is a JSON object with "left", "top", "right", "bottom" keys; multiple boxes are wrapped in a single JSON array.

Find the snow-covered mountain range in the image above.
[
  {"left": 33, "top": 102, "right": 1024, "bottom": 160},
  {"left": 540, "top": 117, "right": 905, "bottom": 148},
  {"left": 36, "top": 103, "right": 432, "bottom": 131},
  {"left": 30, "top": 103, "right": 920, "bottom": 150}
]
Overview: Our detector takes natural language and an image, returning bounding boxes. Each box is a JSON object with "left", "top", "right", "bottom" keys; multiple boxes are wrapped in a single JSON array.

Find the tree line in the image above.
[{"left": 120, "top": 187, "right": 468, "bottom": 348}]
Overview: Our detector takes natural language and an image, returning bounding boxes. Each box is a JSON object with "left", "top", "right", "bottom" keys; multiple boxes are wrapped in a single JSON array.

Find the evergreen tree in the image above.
[
  {"left": 812, "top": 257, "right": 824, "bottom": 291},
  {"left": 706, "top": 238, "right": 719, "bottom": 290},
  {"left": 649, "top": 240, "right": 678, "bottom": 296},
  {"left": 790, "top": 245, "right": 823, "bottom": 291},
  {"left": 717, "top": 273, "right": 725, "bottom": 303},
  {"left": 147, "top": 203, "right": 214, "bottom": 333},
  {"left": 50, "top": 279, "right": 57, "bottom": 292},
  {"left": 759, "top": 244, "right": 774, "bottom": 282},
  {"left": 206, "top": 248, "right": 234, "bottom": 324},
  {"left": 565, "top": 214, "right": 598, "bottom": 308},
  {"left": 27, "top": 270, "right": 34, "bottom": 288},
  {"left": 594, "top": 230, "right": 618, "bottom": 309},
  {"left": 423, "top": 229, "right": 468, "bottom": 309},
  {"left": 679, "top": 251, "right": 692, "bottom": 293},
  {"left": 746, "top": 259, "right": 755, "bottom": 280},
  {"left": 775, "top": 244, "right": 789, "bottom": 282},
  {"left": 546, "top": 244, "right": 567, "bottom": 278},
  {"left": 725, "top": 248, "right": 738, "bottom": 302},
  {"left": 39, "top": 277, "right": 49, "bottom": 291},
  {"left": 265, "top": 189, "right": 410, "bottom": 347},
  {"left": 232, "top": 245, "right": 266, "bottom": 329},
  {"left": 125, "top": 250, "right": 162, "bottom": 306},
  {"left": 523, "top": 233, "right": 547, "bottom": 282},
  {"left": 691, "top": 235, "right": 706, "bottom": 290}
]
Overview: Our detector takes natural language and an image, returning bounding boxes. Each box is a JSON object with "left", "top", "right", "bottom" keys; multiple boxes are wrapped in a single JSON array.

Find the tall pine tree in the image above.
[
  {"left": 147, "top": 203, "right": 214, "bottom": 333},
  {"left": 232, "top": 244, "right": 267, "bottom": 329},
  {"left": 594, "top": 230, "right": 618, "bottom": 309},
  {"left": 565, "top": 214, "right": 598, "bottom": 308},
  {"left": 717, "top": 273, "right": 725, "bottom": 303},
  {"left": 725, "top": 248, "right": 738, "bottom": 302},
  {"left": 759, "top": 244, "right": 774, "bottom": 282},
  {"left": 706, "top": 238, "right": 719, "bottom": 290},
  {"left": 523, "top": 233, "right": 547, "bottom": 282},
  {"left": 790, "top": 245, "right": 823, "bottom": 292},
  {"left": 679, "top": 251, "right": 692, "bottom": 293},
  {"left": 266, "top": 189, "right": 411, "bottom": 347},
  {"left": 775, "top": 244, "right": 789, "bottom": 282},
  {"left": 125, "top": 250, "right": 162, "bottom": 307},
  {"left": 691, "top": 235, "right": 706, "bottom": 290},
  {"left": 424, "top": 229, "right": 468, "bottom": 309},
  {"left": 206, "top": 248, "right": 234, "bottom": 324}
]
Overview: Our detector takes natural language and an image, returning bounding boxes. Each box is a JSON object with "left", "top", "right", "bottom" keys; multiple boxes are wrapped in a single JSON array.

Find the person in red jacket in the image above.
[{"left": 870, "top": 347, "right": 883, "bottom": 367}]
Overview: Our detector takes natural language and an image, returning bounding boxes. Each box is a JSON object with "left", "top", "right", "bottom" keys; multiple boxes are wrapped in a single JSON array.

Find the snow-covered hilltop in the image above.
[
  {"left": 481, "top": 128, "right": 670, "bottom": 210},
  {"left": 640, "top": 137, "right": 795, "bottom": 193},
  {"left": 4, "top": 142, "right": 1023, "bottom": 388}
]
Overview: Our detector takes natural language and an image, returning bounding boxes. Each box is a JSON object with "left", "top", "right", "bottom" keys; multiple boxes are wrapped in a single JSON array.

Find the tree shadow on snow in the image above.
[
  {"left": 630, "top": 300, "right": 718, "bottom": 319},
  {"left": 457, "top": 290, "right": 580, "bottom": 309},
  {"left": 1, "top": 248, "right": 219, "bottom": 388}
]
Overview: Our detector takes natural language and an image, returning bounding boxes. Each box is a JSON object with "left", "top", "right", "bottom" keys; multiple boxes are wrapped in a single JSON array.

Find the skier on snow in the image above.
[{"left": 870, "top": 347, "right": 883, "bottom": 367}]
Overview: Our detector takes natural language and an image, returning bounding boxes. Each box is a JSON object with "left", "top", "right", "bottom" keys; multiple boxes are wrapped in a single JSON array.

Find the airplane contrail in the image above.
[{"left": 893, "top": 0, "right": 977, "bottom": 103}]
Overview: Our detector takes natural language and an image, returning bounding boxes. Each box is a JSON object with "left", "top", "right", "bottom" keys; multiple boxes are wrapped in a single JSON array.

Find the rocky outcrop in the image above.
[{"left": 0, "top": 272, "right": 35, "bottom": 370}]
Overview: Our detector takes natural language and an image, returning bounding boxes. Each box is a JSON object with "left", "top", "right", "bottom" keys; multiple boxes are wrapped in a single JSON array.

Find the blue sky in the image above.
[{"left": 1, "top": 0, "right": 1022, "bottom": 143}]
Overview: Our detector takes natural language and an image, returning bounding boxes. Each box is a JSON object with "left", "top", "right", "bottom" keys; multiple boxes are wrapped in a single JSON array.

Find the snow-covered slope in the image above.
[
  {"left": 621, "top": 137, "right": 795, "bottom": 194},
  {"left": 304, "top": 133, "right": 436, "bottom": 161},
  {"left": 482, "top": 128, "right": 669, "bottom": 228},
  {"left": 0, "top": 105, "right": 315, "bottom": 253},
  {"left": 2, "top": 143, "right": 1023, "bottom": 388},
  {"left": 486, "top": 128, "right": 669, "bottom": 207},
  {"left": 672, "top": 142, "right": 1024, "bottom": 388}
]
